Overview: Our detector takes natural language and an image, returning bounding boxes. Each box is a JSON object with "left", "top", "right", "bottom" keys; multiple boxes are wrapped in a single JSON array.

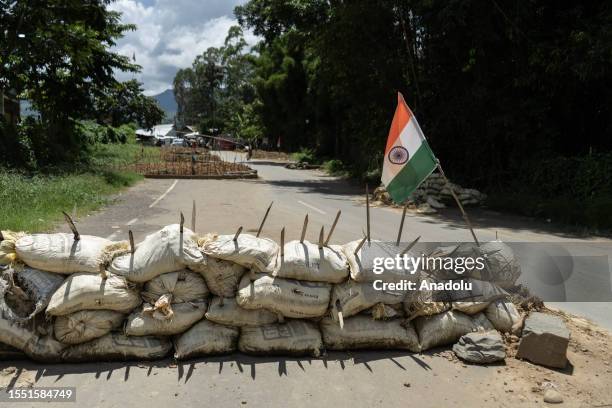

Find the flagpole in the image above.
[{"left": 435, "top": 160, "right": 480, "bottom": 246}]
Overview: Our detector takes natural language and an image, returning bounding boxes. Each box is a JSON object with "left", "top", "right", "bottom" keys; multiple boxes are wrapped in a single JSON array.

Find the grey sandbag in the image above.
[
  {"left": 61, "top": 333, "right": 172, "bottom": 362},
  {"left": 274, "top": 241, "right": 348, "bottom": 283},
  {"left": 109, "top": 224, "right": 204, "bottom": 282},
  {"left": 342, "top": 240, "right": 422, "bottom": 283},
  {"left": 485, "top": 299, "right": 522, "bottom": 333},
  {"left": 125, "top": 301, "right": 207, "bottom": 336},
  {"left": 173, "top": 319, "right": 239, "bottom": 359},
  {"left": 0, "top": 341, "right": 26, "bottom": 360},
  {"left": 330, "top": 279, "right": 405, "bottom": 321},
  {"left": 414, "top": 310, "right": 494, "bottom": 351},
  {"left": 205, "top": 297, "right": 278, "bottom": 327},
  {"left": 0, "top": 315, "right": 65, "bottom": 362},
  {"left": 320, "top": 316, "right": 420, "bottom": 352},
  {"left": 239, "top": 320, "right": 323, "bottom": 357},
  {"left": 236, "top": 274, "right": 331, "bottom": 318},
  {"left": 46, "top": 272, "right": 141, "bottom": 316},
  {"left": 1, "top": 267, "right": 64, "bottom": 322},
  {"left": 54, "top": 310, "right": 125, "bottom": 345},
  {"left": 198, "top": 257, "right": 246, "bottom": 298},
  {"left": 142, "top": 270, "right": 209, "bottom": 304}
]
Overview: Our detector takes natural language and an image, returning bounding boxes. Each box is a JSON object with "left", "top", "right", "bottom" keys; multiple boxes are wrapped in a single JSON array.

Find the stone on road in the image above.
[
  {"left": 452, "top": 331, "right": 506, "bottom": 364},
  {"left": 517, "top": 312, "right": 570, "bottom": 368}
]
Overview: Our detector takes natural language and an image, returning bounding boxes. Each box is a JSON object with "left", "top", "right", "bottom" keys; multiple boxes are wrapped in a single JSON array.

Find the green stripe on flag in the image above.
[{"left": 386, "top": 143, "right": 437, "bottom": 204}]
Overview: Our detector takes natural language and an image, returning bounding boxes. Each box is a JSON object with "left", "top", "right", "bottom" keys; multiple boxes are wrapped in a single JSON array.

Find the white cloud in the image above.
[{"left": 109, "top": 0, "right": 256, "bottom": 95}]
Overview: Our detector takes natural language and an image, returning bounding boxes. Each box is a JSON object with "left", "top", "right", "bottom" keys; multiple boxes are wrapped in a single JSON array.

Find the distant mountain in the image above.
[{"left": 152, "top": 89, "right": 177, "bottom": 119}]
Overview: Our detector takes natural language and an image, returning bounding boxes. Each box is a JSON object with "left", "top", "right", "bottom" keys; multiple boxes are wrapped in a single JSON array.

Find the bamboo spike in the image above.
[
  {"left": 179, "top": 212, "right": 185, "bottom": 235},
  {"left": 300, "top": 214, "right": 308, "bottom": 243},
  {"left": 400, "top": 235, "right": 421, "bottom": 256},
  {"left": 280, "top": 227, "right": 285, "bottom": 258},
  {"left": 233, "top": 226, "right": 243, "bottom": 242},
  {"left": 338, "top": 310, "right": 344, "bottom": 329},
  {"left": 256, "top": 201, "right": 273, "bottom": 238},
  {"left": 191, "top": 200, "right": 196, "bottom": 232},
  {"left": 129, "top": 230, "right": 135, "bottom": 254},
  {"left": 353, "top": 235, "right": 367, "bottom": 256},
  {"left": 365, "top": 184, "right": 371, "bottom": 243},
  {"left": 324, "top": 210, "right": 341, "bottom": 246},
  {"left": 396, "top": 204, "right": 408, "bottom": 246},
  {"left": 62, "top": 211, "right": 80, "bottom": 241},
  {"left": 318, "top": 226, "right": 325, "bottom": 249},
  {"left": 0, "top": 231, "right": 4, "bottom": 242}
]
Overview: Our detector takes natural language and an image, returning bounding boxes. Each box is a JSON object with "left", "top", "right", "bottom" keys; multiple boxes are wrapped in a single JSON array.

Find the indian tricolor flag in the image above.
[{"left": 382, "top": 93, "right": 438, "bottom": 204}]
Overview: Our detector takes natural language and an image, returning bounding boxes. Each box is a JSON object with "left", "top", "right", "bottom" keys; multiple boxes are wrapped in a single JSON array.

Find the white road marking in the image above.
[
  {"left": 106, "top": 230, "right": 121, "bottom": 240},
  {"left": 297, "top": 200, "right": 326, "bottom": 215},
  {"left": 149, "top": 180, "right": 178, "bottom": 208},
  {"left": 126, "top": 217, "right": 139, "bottom": 226}
]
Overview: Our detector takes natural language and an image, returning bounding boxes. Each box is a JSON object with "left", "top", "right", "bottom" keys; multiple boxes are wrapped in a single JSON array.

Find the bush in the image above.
[{"left": 291, "top": 148, "right": 317, "bottom": 164}]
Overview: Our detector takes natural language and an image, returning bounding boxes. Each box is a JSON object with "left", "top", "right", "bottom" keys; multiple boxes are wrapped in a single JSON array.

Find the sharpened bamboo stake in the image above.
[
  {"left": 0, "top": 231, "right": 4, "bottom": 242},
  {"left": 354, "top": 235, "right": 367, "bottom": 255},
  {"left": 179, "top": 212, "right": 184, "bottom": 235},
  {"left": 129, "top": 230, "right": 135, "bottom": 254},
  {"left": 324, "top": 210, "right": 341, "bottom": 246},
  {"left": 396, "top": 204, "right": 408, "bottom": 246},
  {"left": 233, "top": 226, "right": 243, "bottom": 242},
  {"left": 400, "top": 235, "right": 421, "bottom": 256},
  {"left": 300, "top": 214, "right": 308, "bottom": 243},
  {"left": 62, "top": 211, "right": 80, "bottom": 241},
  {"left": 256, "top": 201, "right": 273, "bottom": 237},
  {"left": 335, "top": 300, "right": 344, "bottom": 329},
  {"left": 318, "top": 226, "right": 325, "bottom": 249},
  {"left": 365, "top": 184, "right": 371, "bottom": 243},
  {"left": 280, "top": 227, "right": 285, "bottom": 258},
  {"left": 191, "top": 200, "right": 196, "bottom": 232}
]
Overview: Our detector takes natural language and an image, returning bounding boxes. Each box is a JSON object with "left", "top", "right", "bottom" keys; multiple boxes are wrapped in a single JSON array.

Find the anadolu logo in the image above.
[{"left": 388, "top": 146, "right": 409, "bottom": 164}]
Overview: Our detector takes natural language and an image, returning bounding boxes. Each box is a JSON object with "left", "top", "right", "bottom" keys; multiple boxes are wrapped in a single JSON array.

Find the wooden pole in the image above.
[
  {"left": 191, "top": 200, "right": 196, "bottom": 232},
  {"left": 233, "top": 226, "right": 243, "bottom": 242},
  {"left": 300, "top": 214, "right": 308, "bottom": 243},
  {"left": 400, "top": 235, "right": 421, "bottom": 256},
  {"left": 280, "top": 227, "right": 285, "bottom": 258},
  {"left": 396, "top": 204, "right": 408, "bottom": 246},
  {"left": 325, "top": 210, "right": 341, "bottom": 246},
  {"left": 354, "top": 235, "right": 367, "bottom": 255},
  {"left": 62, "top": 211, "right": 80, "bottom": 241},
  {"left": 256, "top": 201, "right": 273, "bottom": 238},
  {"left": 318, "top": 226, "right": 325, "bottom": 249},
  {"left": 179, "top": 212, "right": 185, "bottom": 235},
  {"left": 436, "top": 162, "right": 480, "bottom": 246},
  {"left": 129, "top": 230, "right": 135, "bottom": 254},
  {"left": 365, "top": 184, "right": 371, "bottom": 243}
]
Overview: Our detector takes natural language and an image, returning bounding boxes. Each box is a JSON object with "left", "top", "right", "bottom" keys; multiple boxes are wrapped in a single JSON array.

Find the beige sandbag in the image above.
[
  {"left": 236, "top": 274, "right": 331, "bottom": 318},
  {"left": 46, "top": 273, "right": 141, "bottom": 316},
  {"left": 174, "top": 319, "right": 239, "bottom": 359},
  {"left": 415, "top": 310, "right": 494, "bottom": 351},
  {"left": 369, "top": 303, "right": 404, "bottom": 320},
  {"left": 125, "top": 301, "right": 207, "bottom": 336},
  {"left": 485, "top": 299, "right": 522, "bottom": 333},
  {"left": 199, "top": 257, "right": 246, "bottom": 298},
  {"left": 320, "top": 316, "right": 420, "bottom": 352},
  {"left": 205, "top": 297, "right": 277, "bottom": 327},
  {"left": 109, "top": 224, "right": 204, "bottom": 282},
  {"left": 330, "top": 279, "right": 405, "bottom": 321},
  {"left": 200, "top": 233, "right": 279, "bottom": 272},
  {"left": 274, "top": 241, "right": 348, "bottom": 283},
  {"left": 0, "top": 316, "right": 65, "bottom": 362},
  {"left": 447, "top": 279, "right": 507, "bottom": 315},
  {"left": 54, "top": 310, "right": 124, "bottom": 345},
  {"left": 239, "top": 320, "right": 323, "bottom": 357},
  {"left": 342, "top": 240, "right": 421, "bottom": 283},
  {"left": 10, "top": 233, "right": 128, "bottom": 274},
  {"left": 142, "top": 270, "right": 209, "bottom": 304},
  {"left": 403, "top": 276, "right": 450, "bottom": 320},
  {"left": 61, "top": 333, "right": 172, "bottom": 362}
]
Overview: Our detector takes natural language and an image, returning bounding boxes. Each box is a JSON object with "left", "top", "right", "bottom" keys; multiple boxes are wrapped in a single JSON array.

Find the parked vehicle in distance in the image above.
[{"left": 171, "top": 138, "right": 187, "bottom": 147}]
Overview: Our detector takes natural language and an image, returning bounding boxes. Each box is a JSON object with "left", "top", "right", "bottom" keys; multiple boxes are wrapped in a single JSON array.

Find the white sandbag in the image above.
[
  {"left": 142, "top": 270, "right": 209, "bottom": 304},
  {"left": 236, "top": 274, "right": 331, "bottom": 318},
  {"left": 415, "top": 310, "right": 494, "bottom": 351},
  {"left": 320, "top": 316, "right": 420, "bottom": 352},
  {"left": 205, "top": 297, "right": 278, "bottom": 327},
  {"left": 200, "top": 233, "right": 279, "bottom": 272},
  {"left": 342, "top": 240, "right": 422, "bottom": 283},
  {"left": 274, "top": 241, "right": 348, "bottom": 283},
  {"left": 485, "top": 299, "right": 522, "bottom": 333},
  {"left": 239, "top": 320, "right": 323, "bottom": 357},
  {"left": 1, "top": 267, "right": 64, "bottom": 322},
  {"left": 109, "top": 224, "right": 204, "bottom": 282},
  {"left": 54, "top": 310, "right": 124, "bottom": 345},
  {"left": 61, "top": 333, "right": 172, "bottom": 362},
  {"left": 125, "top": 301, "right": 207, "bottom": 336},
  {"left": 174, "top": 319, "right": 239, "bottom": 359},
  {"left": 0, "top": 316, "right": 64, "bottom": 362},
  {"left": 46, "top": 273, "right": 141, "bottom": 316},
  {"left": 199, "top": 257, "right": 246, "bottom": 298},
  {"left": 330, "top": 279, "right": 405, "bottom": 321},
  {"left": 446, "top": 279, "right": 507, "bottom": 315},
  {"left": 14, "top": 233, "right": 128, "bottom": 274}
]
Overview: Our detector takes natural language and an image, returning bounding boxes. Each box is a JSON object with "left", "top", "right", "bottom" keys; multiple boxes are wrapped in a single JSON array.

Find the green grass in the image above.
[{"left": 0, "top": 144, "right": 148, "bottom": 233}]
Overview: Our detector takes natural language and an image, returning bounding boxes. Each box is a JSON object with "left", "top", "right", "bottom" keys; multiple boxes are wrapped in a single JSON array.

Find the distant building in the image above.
[
  {"left": 0, "top": 89, "right": 20, "bottom": 125},
  {"left": 135, "top": 123, "right": 178, "bottom": 144}
]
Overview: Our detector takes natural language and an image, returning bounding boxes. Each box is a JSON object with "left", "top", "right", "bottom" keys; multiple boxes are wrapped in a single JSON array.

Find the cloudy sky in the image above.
[{"left": 109, "top": 0, "right": 257, "bottom": 95}]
